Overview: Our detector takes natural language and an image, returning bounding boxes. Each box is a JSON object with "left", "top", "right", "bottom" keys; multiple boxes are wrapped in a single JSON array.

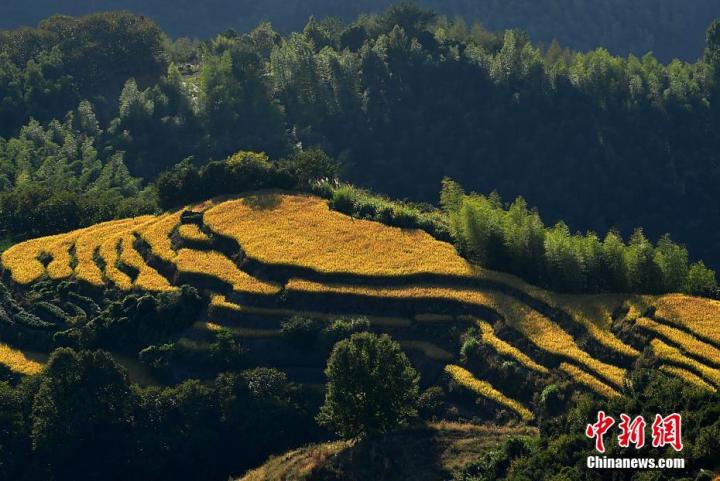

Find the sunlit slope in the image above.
[
  {"left": 203, "top": 194, "right": 476, "bottom": 277},
  {"left": 2, "top": 192, "right": 719, "bottom": 414}
]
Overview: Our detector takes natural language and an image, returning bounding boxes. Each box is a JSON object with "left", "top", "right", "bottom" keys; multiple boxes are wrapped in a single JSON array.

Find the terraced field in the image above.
[{"left": 2, "top": 192, "right": 719, "bottom": 420}]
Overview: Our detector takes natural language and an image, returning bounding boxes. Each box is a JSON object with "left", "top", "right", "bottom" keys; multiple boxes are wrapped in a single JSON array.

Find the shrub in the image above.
[
  {"left": 418, "top": 386, "right": 447, "bottom": 420},
  {"left": 242, "top": 367, "right": 289, "bottom": 400},
  {"left": 321, "top": 317, "right": 371, "bottom": 345},
  {"left": 280, "top": 316, "right": 323, "bottom": 349},
  {"left": 540, "top": 384, "right": 564, "bottom": 415},
  {"left": 460, "top": 337, "right": 480, "bottom": 361},
  {"left": 329, "top": 185, "right": 357, "bottom": 214}
]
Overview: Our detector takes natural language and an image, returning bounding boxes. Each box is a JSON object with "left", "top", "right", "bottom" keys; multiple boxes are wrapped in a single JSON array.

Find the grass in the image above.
[
  {"left": 239, "top": 441, "right": 349, "bottom": 481},
  {"left": 558, "top": 362, "right": 620, "bottom": 398},
  {"left": 636, "top": 317, "right": 720, "bottom": 366},
  {"left": 287, "top": 280, "right": 626, "bottom": 387},
  {"left": 237, "top": 422, "right": 538, "bottom": 481},
  {"left": 178, "top": 224, "right": 211, "bottom": 243},
  {"left": 653, "top": 294, "right": 720, "bottom": 347},
  {"left": 0, "top": 343, "right": 45, "bottom": 375},
  {"left": 399, "top": 340, "right": 454, "bottom": 361},
  {"left": 476, "top": 320, "right": 549, "bottom": 374},
  {"left": 650, "top": 339, "right": 720, "bottom": 387},
  {"left": 659, "top": 365, "right": 717, "bottom": 393},
  {"left": 175, "top": 249, "right": 280, "bottom": 295},
  {"left": 203, "top": 193, "right": 476, "bottom": 277},
  {"left": 445, "top": 364, "right": 534, "bottom": 421}
]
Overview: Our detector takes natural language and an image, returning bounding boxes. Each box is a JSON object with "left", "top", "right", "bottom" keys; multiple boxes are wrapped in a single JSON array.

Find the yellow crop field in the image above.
[
  {"left": 45, "top": 234, "right": 77, "bottom": 280},
  {"left": 118, "top": 235, "right": 175, "bottom": 292},
  {"left": 650, "top": 339, "right": 720, "bottom": 387},
  {"left": 175, "top": 249, "right": 280, "bottom": 295},
  {"left": 653, "top": 294, "right": 720, "bottom": 346},
  {"left": 636, "top": 317, "right": 720, "bottom": 366},
  {"left": 178, "top": 224, "right": 211, "bottom": 243},
  {"left": 2, "top": 234, "right": 66, "bottom": 284},
  {"left": 445, "top": 365, "right": 534, "bottom": 421},
  {"left": 558, "top": 362, "right": 620, "bottom": 398},
  {"left": 137, "top": 212, "right": 182, "bottom": 263},
  {"left": 0, "top": 343, "right": 44, "bottom": 375},
  {"left": 204, "top": 194, "right": 476, "bottom": 277},
  {"left": 287, "top": 280, "right": 626, "bottom": 387},
  {"left": 549, "top": 295, "right": 642, "bottom": 358},
  {"left": 476, "top": 321, "right": 549, "bottom": 373},
  {"left": 100, "top": 234, "right": 133, "bottom": 291},
  {"left": 399, "top": 340, "right": 454, "bottom": 361},
  {"left": 75, "top": 217, "right": 153, "bottom": 287},
  {"left": 659, "top": 365, "right": 717, "bottom": 393}
]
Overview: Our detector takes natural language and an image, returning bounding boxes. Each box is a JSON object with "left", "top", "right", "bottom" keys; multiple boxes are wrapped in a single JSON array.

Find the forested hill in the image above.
[
  {"left": 1, "top": 0, "right": 719, "bottom": 62},
  {"left": 2, "top": 7, "right": 720, "bottom": 277}
]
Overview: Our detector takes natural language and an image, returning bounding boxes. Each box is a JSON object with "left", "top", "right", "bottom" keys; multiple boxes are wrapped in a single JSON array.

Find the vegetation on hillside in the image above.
[
  {"left": 1, "top": 0, "right": 718, "bottom": 62},
  {"left": 2, "top": 9, "right": 720, "bottom": 278},
  {"left": 1, "top": 6, "right": 720, "bottom": 481}
]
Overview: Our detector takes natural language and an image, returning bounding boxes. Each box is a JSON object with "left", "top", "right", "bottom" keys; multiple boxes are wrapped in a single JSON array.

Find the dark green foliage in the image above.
[
  {"left": 280, "top": 315, "right": 323, "bottom": 349},
  {"left": 443, "top": 180, "right": 717, "bottom": 295},
  {"left": 418, "top": 386, "right": 447, "bottom": 420},
  {"left": 80, "top": 285, "right": 203, "bottom": 352},
  {"left": 31, "top": 349, "right": 135, "bottom": 481},
  {"left": 325, "top": 183, "right": 451, "bottom": 240},
  {"left": 0, "top": 347, "right": 321, "bottom": 481},
  {"left": 0, "top": 281, "right": 53, "bottom": 330},
  {"left": 208, "top": 328, "right": 244, "bottom": 368},
  {"left": 155, "top": 152, "right": 297, "bottom": 209},
  {"left": 32, "top": 302, "right": 68, "bottom": 325},
  {"left": 317, "top": 332, "right": 420, "bottom": 439}
]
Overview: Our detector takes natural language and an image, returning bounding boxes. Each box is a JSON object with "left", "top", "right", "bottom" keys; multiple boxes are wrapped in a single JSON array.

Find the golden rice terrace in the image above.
[{"left": 2, "top": 192, "right": 719, "bottom": 419}]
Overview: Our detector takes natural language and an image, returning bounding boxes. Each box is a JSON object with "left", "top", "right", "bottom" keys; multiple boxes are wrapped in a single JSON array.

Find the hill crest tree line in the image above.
[{"left": 1, "top": 7, "right": 720, "bottom": 295}]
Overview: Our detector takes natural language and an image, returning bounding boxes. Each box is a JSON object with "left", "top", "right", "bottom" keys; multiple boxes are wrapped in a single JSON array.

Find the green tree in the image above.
[
  {"left": 317, "top": 332, "right": 419, "bottom": 439},
  {"left": 31, "top": 349, "right": 135, "bottom": 481},
  {"left": 687, "top": 261, "right": 717, "bottom": 295}
]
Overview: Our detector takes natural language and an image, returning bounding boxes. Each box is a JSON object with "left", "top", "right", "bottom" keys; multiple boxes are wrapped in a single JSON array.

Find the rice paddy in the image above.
[
  {"left": 659, "top": 365, "right": 717, "bottom": 393},
  {"left": 178, "top": 224, "right": 211, "bottom": 244},
  {"left": 445, "top": 364, "right": 534, "bottom": 421},
  {"left": 653, "top": 294, "right": 720, "bottom": 347},
  {"left": 650, "top": 339, "right": 720, "bottom": 387},
  {"left": 0, "top": 343, "right": 45, "bottom": 375},
  {"left": 636, "top": 317, "right": 720, "bottom": 366},
  {"left": 476, "top": 321, "right": 548, "bottom": 374},
  {"left": 1, "top": 192, "right": 718, "bottom": 421},
  {"left": 558, "top": 362, "right": 620, "bottom": 398},
  {"left": 203, "top": 194, "right": 476, "bottom": 277}
]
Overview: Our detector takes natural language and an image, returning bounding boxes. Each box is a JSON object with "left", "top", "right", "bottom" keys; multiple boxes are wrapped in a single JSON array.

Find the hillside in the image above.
[
  {"left": 237, "top": 422, "right": 538, "bottom": 481},
  {"left": 2, "top": 192, "right": 719, "bottom": 422}
]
